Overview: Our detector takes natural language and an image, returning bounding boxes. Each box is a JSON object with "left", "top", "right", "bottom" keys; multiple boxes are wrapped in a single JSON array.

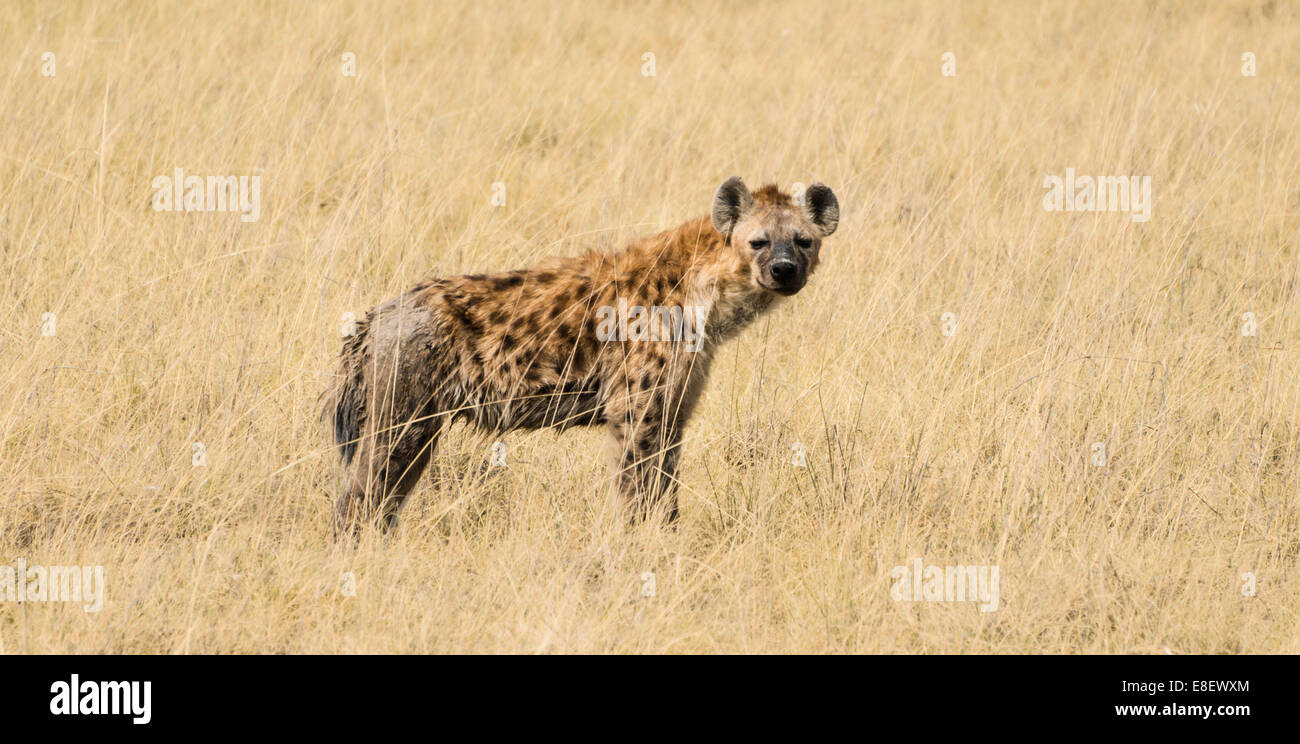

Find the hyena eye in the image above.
[
  {"left": 749, "top": 239, "right": 769, "bottom": 250},
  {"left": 794, "top": 236, "right": 812, "bottom": 249}
]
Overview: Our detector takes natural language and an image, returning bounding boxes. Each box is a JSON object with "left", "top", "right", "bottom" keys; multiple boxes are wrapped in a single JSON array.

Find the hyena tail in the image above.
[{"left": 323, "top": 318, "right": 370, "bottom": 466}]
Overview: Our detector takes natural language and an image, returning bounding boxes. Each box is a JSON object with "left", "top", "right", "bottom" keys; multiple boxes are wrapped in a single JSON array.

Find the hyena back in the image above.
[{"left": 326, "top": 177, "right": 839, "bottom": 534}]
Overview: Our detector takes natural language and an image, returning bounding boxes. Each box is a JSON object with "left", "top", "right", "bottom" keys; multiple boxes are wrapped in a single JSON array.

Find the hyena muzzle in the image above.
[{"left": 324, "top": 176, "right": 839, "bottom": 535}]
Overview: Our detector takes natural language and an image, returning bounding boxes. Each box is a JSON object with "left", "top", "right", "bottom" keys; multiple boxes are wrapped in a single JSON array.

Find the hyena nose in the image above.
[{"left": 770, "top": 261, "right": 798, "bottom": 282}]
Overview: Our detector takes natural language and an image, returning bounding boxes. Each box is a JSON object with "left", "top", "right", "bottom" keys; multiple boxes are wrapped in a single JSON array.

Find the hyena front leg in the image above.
[
  {"left": 605, "top": 366, "right": 691, "bottom": 522},
  {"left": 608, "top": 416, "right": 683, "bottom": 521}
]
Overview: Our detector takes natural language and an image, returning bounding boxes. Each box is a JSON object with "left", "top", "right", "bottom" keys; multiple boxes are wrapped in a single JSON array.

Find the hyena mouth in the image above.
[{"left": 762, "top": 282, "right": 803, "bottom": 296}]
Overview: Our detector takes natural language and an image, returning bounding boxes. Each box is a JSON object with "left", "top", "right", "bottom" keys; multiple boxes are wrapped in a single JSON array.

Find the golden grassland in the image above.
[{"left": 1, "top": 0, "right": 1297, "bottom": 652}]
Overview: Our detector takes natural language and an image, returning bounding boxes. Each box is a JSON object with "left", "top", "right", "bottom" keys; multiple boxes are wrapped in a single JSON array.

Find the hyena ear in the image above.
[
  {"left": 803, "top": 183, "right": 839, "bottom": 236},
  {"left": 711, "top": 176, "right": 754, "bottom": 236}
]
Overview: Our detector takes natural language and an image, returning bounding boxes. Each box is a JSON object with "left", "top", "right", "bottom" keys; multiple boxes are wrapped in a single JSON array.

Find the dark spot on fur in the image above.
[
  {"left": 570, "top": 342, "right": 588, "bottom": 370},
  {"left": 445, "top": 295, "right": 483, "bottom": 337}
]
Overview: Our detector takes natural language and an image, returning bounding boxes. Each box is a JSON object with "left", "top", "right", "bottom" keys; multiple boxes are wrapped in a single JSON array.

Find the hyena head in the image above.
[{"left": 710, "top": 176, "right": 839, "bottom": 296}]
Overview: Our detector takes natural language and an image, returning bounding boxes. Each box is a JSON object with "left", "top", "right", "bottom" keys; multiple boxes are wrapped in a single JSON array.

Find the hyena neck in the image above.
[
  {"left": 606, "top": 216, "right": 780, "bottom": 351},
  {"left": 676, "top": 217, "right": 779, "bottom": 345},
  {"left": 694, "top": 278, "right": 777, "bottom": 344}
]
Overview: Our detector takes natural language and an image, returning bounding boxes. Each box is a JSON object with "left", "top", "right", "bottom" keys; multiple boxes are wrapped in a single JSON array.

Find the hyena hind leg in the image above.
[{"left": 333, "top": 421, "right": 441, "bottom": 539}]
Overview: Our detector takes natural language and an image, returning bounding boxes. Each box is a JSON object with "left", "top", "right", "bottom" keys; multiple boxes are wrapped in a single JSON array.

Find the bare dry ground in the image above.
[{"left": 1, "top": 0, "right": 1297, "bottom": 652}]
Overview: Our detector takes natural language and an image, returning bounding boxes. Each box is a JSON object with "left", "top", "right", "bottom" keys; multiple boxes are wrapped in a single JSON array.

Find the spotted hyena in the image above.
[{"left": 325, "top": 177, "right": 839, "bottom": 534}]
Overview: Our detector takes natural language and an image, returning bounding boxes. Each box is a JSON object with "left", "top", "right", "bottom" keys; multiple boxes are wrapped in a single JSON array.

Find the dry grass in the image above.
[{"left": 1, "top": 0, "right": 1297, "bottom": 653}]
